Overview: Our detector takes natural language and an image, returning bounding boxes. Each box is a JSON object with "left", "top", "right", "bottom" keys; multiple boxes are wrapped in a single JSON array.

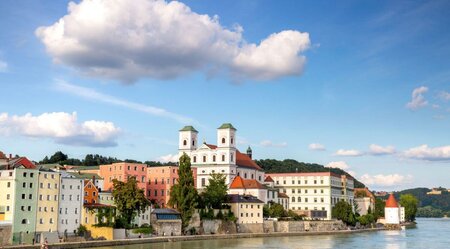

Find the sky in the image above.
[{"left": 0, "top": 0, "right": 449, "bottom": 191}]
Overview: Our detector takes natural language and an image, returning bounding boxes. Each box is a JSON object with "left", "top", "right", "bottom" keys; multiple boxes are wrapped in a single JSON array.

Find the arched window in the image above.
[
  {"left": 230, "top": 153, "right": 234, "bottom": 162},
  {"left": 221, "top": 155, "right": 225, "bottom": 161},
  {"left": 22, "top": 219, "right": 28, "bottom": 224},
  {"left": 203, "top": 156, "right": 206, "bottom": 162},
  {"left": 192, "top": 140, "right": 195, "bottom": 146},
  {"left": 221, "top": 138, "right": 226, "bottom": 144},
  {"left": 193, "top": 156, "right": 197, "bottom": 163},
  {"left": 212, "top": 155, "right": 216, "bottom": 162},
  {"left": 183, "top": 140, "right": 187, "bottom": 146},
  {"left": 244, "top": 173, "right": 247, "bottom": 178}
]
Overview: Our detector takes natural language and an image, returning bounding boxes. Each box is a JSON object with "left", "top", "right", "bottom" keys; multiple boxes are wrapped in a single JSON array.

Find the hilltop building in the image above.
[{"left": 178, "top": 123, "right": 265, "bottom": 190}]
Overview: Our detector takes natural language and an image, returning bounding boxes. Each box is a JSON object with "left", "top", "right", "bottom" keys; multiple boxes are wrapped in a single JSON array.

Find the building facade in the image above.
[
  {"left": 354, "top": 188, "right": 375, "bottom": 215},
  {"left": 266, "top": 172, "right": 354, "bottom": 220},
  {"left": 178, "top": 124, "right": 264, "bottom": 190},
  {"left": 36, "top": 169, "right": 61, "bottom": 235},
  {"left": 58, "top": 172, "right": 84, "bottom": 236},
  {"left": 99, "top": 162, "right": 148, "bottom": 196},
  {"left": 146, "top": 166, "right": 179, "bottom": 207},
  {"left": 225, "top": 194, "right": 264, "bottom": 224}
]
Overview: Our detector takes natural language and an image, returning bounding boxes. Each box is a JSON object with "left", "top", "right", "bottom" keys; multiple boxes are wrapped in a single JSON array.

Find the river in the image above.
[{"left": 92, "top": 218, "right": 450, "bottom": 249}]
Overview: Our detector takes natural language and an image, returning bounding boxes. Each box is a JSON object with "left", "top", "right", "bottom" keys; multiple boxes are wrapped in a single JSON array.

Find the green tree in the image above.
[
  {"left": 332, "top": 200, "right": 356, "bottom": 226},
  {"left": 400, "top": 194, "right": 419, "bottom": 222},
  {"left": 374, "top": 198, "right": 385, "bottom": 220},
  {"left": 202, "top": 173, "right": 228, "bottom": 209},
  {"left": 168, "top": 153, "right": 198, "bottom": 230},
  {"left": 112, "top": 176, "right": 149, "bottom": 228},
  {"left": 266, "top": 203, "right": 287, "bottom": 217}
]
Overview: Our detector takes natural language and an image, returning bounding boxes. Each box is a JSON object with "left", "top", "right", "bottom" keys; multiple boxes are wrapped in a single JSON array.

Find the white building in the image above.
[
  {"left": 266, "top": 172, "right": 354, "bottom": 220},
  {"left": 58, "top": 172, "right": 84, "bottom": 236},
  {"left": 178, "top": 124, "right": 265, "bottom": 189},
  {"left": 385, "top": 193, "right": 405, "bottom": 224}
]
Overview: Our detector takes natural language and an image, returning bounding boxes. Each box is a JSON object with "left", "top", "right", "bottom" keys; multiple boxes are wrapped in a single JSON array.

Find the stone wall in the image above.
[
  {"left": 0, "top": 224, "right": 12, "bottom": 245},
  {"left": 271, "top": 220, "right": 345, "bottom": 233},
  {"left": 238, "top": 223, "right": 263, "bottom": 233},
  {"left": 203, "top": 220, "right": 237, "bottom": 234},
  {"left": 263, "top": 220, "right": 275, "bottom": 233},
  {"left": 152, "top": 220, "right": 182, "bottom": 236}
]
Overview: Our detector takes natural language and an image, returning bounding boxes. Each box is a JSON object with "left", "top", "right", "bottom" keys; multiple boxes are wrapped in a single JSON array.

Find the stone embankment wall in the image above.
[
  {"left": 0, "top": 224, "right": 12, "bottom": 246},
  {"left": 203, "top": 220, "right": 237, "bottom": 234}
]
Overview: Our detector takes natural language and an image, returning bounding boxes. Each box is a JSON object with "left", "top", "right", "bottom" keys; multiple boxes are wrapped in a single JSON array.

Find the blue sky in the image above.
[{"left": 0, "top": 0, "right": 449, "bottom": 190}]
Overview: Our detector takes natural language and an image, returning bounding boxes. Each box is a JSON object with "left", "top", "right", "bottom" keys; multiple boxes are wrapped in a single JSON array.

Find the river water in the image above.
[{"left": 93, "top": 218, "right": 450, "bottom": 249}]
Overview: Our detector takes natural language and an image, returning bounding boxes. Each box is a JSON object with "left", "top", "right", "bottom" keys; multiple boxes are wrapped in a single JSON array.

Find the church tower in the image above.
[
  {"left": 179, "top": 126, "right": 198, "bottom": 155},
  {"left": 217, "top": 123, "right": 236, "bottom": 148}
]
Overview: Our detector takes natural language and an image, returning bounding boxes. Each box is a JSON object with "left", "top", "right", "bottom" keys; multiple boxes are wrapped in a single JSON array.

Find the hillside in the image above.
[
  {"left": 255, "top": 159, "right": 366, "bottom": 188},
  {"left": 390, "top": 188, "right": 450, "bottom": 217}
]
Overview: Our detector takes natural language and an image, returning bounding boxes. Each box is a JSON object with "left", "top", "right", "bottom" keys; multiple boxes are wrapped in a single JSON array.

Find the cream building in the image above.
[
  {"left": 266, "top": 172, "right": 354, "bottom": 220},
  {"left": 178, "top": 124, "right": 265, "bottom": 190},
  {"left": 225, "top": 194, "right": 264, "bottom": 224},
  {"left": 36, "top": 169, "right": 61, "bottom": 236}
]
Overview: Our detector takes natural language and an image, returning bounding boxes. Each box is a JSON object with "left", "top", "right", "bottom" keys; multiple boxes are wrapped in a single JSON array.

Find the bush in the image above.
[
  {"left": 216, "top": 209, "right": 224, "bottom": 219},
  {"left": 132, "top": 227, "right": 153, "bottom": 235},
  {"left": 287, "top": 210, "right": 303, "bottom": 221},
  {"left": 77, "top": 225, "right": 88, "bottom": 236}
]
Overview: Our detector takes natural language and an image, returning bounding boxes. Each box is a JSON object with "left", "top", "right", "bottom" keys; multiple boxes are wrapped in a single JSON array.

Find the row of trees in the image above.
[{"left": 39, "top": 151, "right": 176, "bottom": 166}]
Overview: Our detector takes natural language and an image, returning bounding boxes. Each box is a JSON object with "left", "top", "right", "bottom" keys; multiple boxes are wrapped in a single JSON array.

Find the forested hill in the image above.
[
  {"left": 392, "top": 188, "right": 450, "bottom": 217},
  {"left": 255, "top": 159, "right": 366, "bottom": 188}
]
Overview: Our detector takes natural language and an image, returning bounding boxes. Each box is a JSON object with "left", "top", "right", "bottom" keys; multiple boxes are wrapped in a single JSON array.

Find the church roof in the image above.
[
  {"left": 218, "top": 123, "right": 236, "bottom": 130},
  {"left": 236, "top": 151, "right": 262, "bottom": 171},
  {"left": 385, "top": 193, "right": 399, "bottom": 208},
  {"left": 179, "top": 126, "right": 198, "bottom": 132},
  {"left": 230, "top": 176, "right": 266, "bottom": 189}
]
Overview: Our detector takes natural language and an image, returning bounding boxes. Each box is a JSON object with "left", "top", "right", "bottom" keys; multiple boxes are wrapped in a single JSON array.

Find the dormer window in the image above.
[
  {"left": 221, "top": 138, "right": 226, "bottom": 144},
  {"left": 183, "top": 140, "right": 187, "bottom": 146}
]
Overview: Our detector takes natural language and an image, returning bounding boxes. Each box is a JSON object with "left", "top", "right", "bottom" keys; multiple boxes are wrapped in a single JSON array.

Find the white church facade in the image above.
[{"left": 178, "top": 123, "right": 265, "bottom": 190}]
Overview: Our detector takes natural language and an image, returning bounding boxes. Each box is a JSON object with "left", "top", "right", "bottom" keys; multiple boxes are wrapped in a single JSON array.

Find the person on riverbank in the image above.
[{"left": 41, "top": 238, "right": 48, "bottom": 249}]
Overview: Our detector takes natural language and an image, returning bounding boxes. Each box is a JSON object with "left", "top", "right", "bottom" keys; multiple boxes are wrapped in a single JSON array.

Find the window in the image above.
[
  {"left": 134, "top": 166, "right": 137, "bottom": 171},
  {"left": 201, "top": 178, "right": 206, "bottom": 187},
  {"left": 28, "top": 206, "right": 31, "bottom": 211},
  {"left": 321, "top": 198, "right": 324, "bottom": 203},
  {"left": 305, "top": 189, "right": 308, "bottom": 194},
  {"left": 244, "top": 173, "right": 247, "bottom": 178},
  {"left": 44, "top": 174, "right": 48, "bottom": 179},
  {"left": 183, "top": 140, "right": 187, "bottom": 146},
  {"left": 291, "top": 189, "right": 295, "bottom": 194},
  {"left": 305, "top": 180, "right": 308, "bottom": 184},
  {"left": 155, "top": 179, "right": 158, "bottom": 184},
  {"left": 283, "top": 180, "right": 286, "bottom": 184},
  {"left": 21, "top": 206, "right": 25, "bottom": 211},
  {"left": 44, "top": 207, "right": 48, "bottom": 212},
  {"left": 7, "top": 182, "right": 11, "bottom": 188},
  {"left": 193, "top": 156, "right": 197, "bottom": 163},
  {"left": 292, "top": 180, "right": 294, "bottom": 184},
  {"left": 47, "top": 183, "right": 51, "bottom": 189},
  {"left": 203, "top": 156, "right": 206, "bottom": 162},
  {"left": 51, "top": 174, "right": 55, "bottom": 179},
  {"left": 39, "top": 219, "right": 43, "bottom": 224},
  {"left": 51, "top": 207, "right": 54, "bottom": 212},
  {"left": 230, "top": 153, "right": 234, "bottom": 162},
  {"left": 314, "top": 198, "right": 317, "bottom": 203},
  {"left": 161, "top": 190, "right": 164, "bottom": 196},
  {"left": 23, "top": 172, "right": 27, "bottom": 177},
  {"left": 192, "top": 140, "right": 195, "bottom": 146},
  {"left": 297, "top": 189, "right": 301, "bottom": 193},
  {"left": 305, "top": 198, "right": 308, "bottom": 203},
  {"left": 222, "top": 138, "right": 226, "bottom": 144},
  {"left": 30, "top": 173, "right": 34, "bottom": 177},
  {"left": 75, "top": 208, "right": 78, "bottom": 214},
  {"left": 50, "top": 218, "right": 53, "bottom": 224},
  {"left": 23, "top": 182, "right": 26, "bottom": 188},
  {"left": 222, "top": 155, "right": 225, "bottom": 161},
  {"left": 154, "top": 190, "right": 158, "bottom": 197},
  {"left": 321, "top": 189, "right": 324, "bottom": 194},
  {"left": 55, "top": 183, "right": 58, "bottom": 189},
  {"left": 213, "top": 155, "right": 216, "bottom": 162},
  {"left": 314, "top": 189, "right": 317, "bottom": 194},
  {"left": 292, "top": 197, "right": 295, "bottom": 202},
  {"left": 298, "top": 197, "right": 301, "bottom": 202},
  {"left": 314, "top": 180, "right": 317, "bottom": 184},
  {"left": 22, "top": 194, "right": 26, "bottom": 199}
]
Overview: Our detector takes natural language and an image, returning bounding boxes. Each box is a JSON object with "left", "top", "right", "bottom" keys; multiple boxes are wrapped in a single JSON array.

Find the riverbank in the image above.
[{"left": 0, "top": 227, "right": 384, "bottom": 249}]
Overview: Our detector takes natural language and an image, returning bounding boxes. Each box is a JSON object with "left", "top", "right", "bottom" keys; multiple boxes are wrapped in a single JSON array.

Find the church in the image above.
[{"left": 178, "top": 123, "right": 265, "bottom": 190}]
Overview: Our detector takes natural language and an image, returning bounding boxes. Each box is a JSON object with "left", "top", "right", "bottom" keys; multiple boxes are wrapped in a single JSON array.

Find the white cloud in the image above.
[
  {"left": 55, "top": 80, "right": 195, "bottom": 124},
  {"left": 36, "top": 0, "right": 310, "bottom": 83},
  {"left": 325, "top": 161, "right": 350, "bottom": 170},
  {"left": 309, "top": 143, "right": 326, "bottom": 151},
  {"left": 236, "top": 136, "right": 249, "bottom": 145},
  {"left": 334, "top": 149, "right": 363, "bottom": 157},
  {"left": 157, "top": 154, "right": 179, "bottom": 163},
  {"left": 0, "top": 59, "right": 7, "bottom": 72},
  {"left": 0, "top": 112, "right": 120, "bottom": 147},
  {"left": 369, "top": 144, "right": 396, "bottom": 155},
  {"left": 403, "top": 144, "right": 450, "bottom": 161},
  {"left": 260, "top": 140, "right": 288, "bottom": 148},
  {"left": 360, "top": 173, "right": 413, "bottom": 187},
  {"left": 439, "top": 91, "right": 450, "bottom": 101},
  {"left": 406, "top": 86, "right": 428, "bottom": 110}
]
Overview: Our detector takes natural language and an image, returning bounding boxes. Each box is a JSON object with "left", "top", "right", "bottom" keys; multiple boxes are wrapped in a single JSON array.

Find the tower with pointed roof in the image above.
[{"left": 385, "top": 193, "right": 400, "bottom": 224}]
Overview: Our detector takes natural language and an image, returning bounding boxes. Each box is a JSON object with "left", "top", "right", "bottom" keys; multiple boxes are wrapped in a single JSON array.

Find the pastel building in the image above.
[
  {"left": 385, "top": 193, "right": 405, "bottom": 224},
  {"left": 225, "top": 194, "right": 264, "bottom": 224},
  {"left": 36, "top": 169, "right": 61, "bottom": 236},
  {"left": 147, "top": 166, "right": 179, "bottom": 207},
  {"left": 178, "top": 124, "right": 265, "bottom": 190},
  {"left": 228, "top": 176, "right": 268, "bottom": 203},
  {"left": 58, "top": 172, "right": 84, "bottom": 236},
  {"left": 99, "top": 162, "right": 148, "bottom": 196},
  {"left": 354, "top": 188, "right": 375, "bottom": 215},
  {"left": 266, "top": 172, "right": 355, "bottom": 220},
  {"left": 0, "top": 159, "right": 39, "bottom": 244},
  {"left": 84, "top": 179, "right": 99, "bottom": 204}
]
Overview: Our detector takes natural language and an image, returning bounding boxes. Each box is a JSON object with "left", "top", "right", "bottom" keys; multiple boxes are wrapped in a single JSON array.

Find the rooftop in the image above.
[
  {"left": 230, "top": 176, "right": 266, "bottom": 189},
  {"left": 225, "top": 194, "right": 264, "bottom": 204},
  {"left": 385, "top": 193, "right": 399, "bottom": 208},
  {"left": 179, "top": 125, "right": 198, "bottom": 132},
  {"left": 218, "top": 123, "right": 236, "bottom": 130}
]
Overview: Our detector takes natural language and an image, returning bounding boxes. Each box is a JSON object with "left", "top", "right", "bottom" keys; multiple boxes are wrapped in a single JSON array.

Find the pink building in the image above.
[
  {"left": 99, "top": 162, "right": 148, "bottom": 196},
  {"left": 147, "top": 166, "right": 179, "bottom": 207}
]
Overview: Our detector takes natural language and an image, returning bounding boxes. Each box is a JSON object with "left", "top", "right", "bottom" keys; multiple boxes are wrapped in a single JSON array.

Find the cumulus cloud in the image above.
[
  {"left": 360, "top": 173, "right": 413, "bottom": 187},
  {"left": 403, "top": 144, "right": 450, "bottom": 161},
  {"left": 36, "top": 0, "right": 310, "bottom": 83},
  {"left": 325, "top": 161, "right": 350, "bottom": 170},
  {"left": 55, "top": 80, "right": 194, "bottom": 124},
  {"left": 157, "top": 154, "right": 179, "bottom": 163},
  {"left": 0, "top": 59, "right": 7, "bottom": 72},
  {"left": 260, "top": 140, "right": 288, "bottom": 148},
  {"left": 369, "top": 144, "right": 396, "bottom": 155},
  {"left": 309, "top": 143, "right": 326, "bottom": 151},
  {"left": 406, "top": 86, "right": 428, "bottom": 110},
  {"left": 0, "top": 112, "right": 120, "bottom": 147},
  {"left": 334, "top": 149, "right": 363, "bottom": 157}
]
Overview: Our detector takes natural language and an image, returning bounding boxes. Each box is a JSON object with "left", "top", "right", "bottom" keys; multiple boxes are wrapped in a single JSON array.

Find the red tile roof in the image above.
[
  {"left": 205, "top": 144, "right": 217, "bottom": 149},
  {"left": 236, "top": 151, "right": 262, "bottom": 170},
  {"left": 264, "top": 176, "right": 274, "bottom": 182},
  {"left": 385, "top": 193, "right": 399, "bottom": 208},
  {"left": 230, "top": 176, "right": 266, "bottom": 189},
  {"left": 278, "top": 193, "right": 289, "bottom": 198}
]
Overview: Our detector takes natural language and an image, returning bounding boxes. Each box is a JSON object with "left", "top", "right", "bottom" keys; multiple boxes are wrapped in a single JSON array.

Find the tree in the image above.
[
  {"left": 168, "top": 153, "right": 198, "bottom": 230},
  {"left": 374, "top": 198, "right": 385, "bottom": 220},
  {"left": 400, "top": 194, "right": 419, "bottom": 222},
  {"left": 332, "top": 200, "right": 356, "bottom": 226},
  {"left": 202, "top": 173, "right": 228, "bottom": 209},
  {"left": 266, "top": 203, "right": 287, "bottom": 218},
  {"left": 112, "top": 176, "right": 149, "bottom": 228}
]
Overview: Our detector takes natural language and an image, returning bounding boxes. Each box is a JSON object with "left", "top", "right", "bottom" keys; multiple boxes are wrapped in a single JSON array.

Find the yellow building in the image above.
[
  {"left": 36, "top": 169, "right": 61, "bottom": 233},
  {"left": 0, "top": 170, "right": 15, "bottom": 222},
  {"left": 225, "top": 194, "right": 264, "bottom": 224},
  {"left": 81, "top": 203, "right": 116, "bottom": 240}
]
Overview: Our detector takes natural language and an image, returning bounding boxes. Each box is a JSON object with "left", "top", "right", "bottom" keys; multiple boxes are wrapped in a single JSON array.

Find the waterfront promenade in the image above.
[{"left": 0, "top": 228, "right": 383, "bottom": 249}]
